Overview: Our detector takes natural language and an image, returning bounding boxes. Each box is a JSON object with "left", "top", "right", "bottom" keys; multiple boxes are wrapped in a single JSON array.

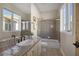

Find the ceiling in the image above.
[
  {"left": 35, "top": 3, "right": 63, "bottom": 13},
  {"left": 13, "top": 3, "right": 31, "bottom": 14},
  {"left": 13, "top": 3, "right": 63, "bottom": 20}
]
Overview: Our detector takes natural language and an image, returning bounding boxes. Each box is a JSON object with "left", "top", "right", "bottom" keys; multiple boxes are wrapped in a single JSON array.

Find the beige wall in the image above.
[
  {"left": 41, "top": 11, "right": 57, "bottom": 20},
  {"left": 31, "top": 4, "right": 41, "bottom": 37},
  {"left": 0, "top": 3, "right": 27, "bottom": 40},
  {"left": 60, "top": 32, "right": 75, "bottom": 55}
]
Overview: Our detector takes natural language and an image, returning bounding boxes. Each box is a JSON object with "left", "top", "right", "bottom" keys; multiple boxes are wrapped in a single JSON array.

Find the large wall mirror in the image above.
[
  {"left": 2, "top": 8, "right": 21, "bottom": 32},
  {"left": 3, "top": 8, "right": 12, "bottom": 31},
  {"left": 21, "top": 20, "right": 31, "bottom": 31}
]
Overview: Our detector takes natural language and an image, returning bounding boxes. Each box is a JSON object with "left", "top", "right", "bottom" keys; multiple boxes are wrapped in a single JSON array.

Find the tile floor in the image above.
[{"left": 41, "top": 39, "right": 62, "bottom": 56}]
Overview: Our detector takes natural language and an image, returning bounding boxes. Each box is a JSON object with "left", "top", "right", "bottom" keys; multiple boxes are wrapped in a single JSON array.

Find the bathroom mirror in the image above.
[
  {"left": 21, "top": 20, "right": 31, "bottom": 31},
  {"left": 12, "top": 13, "right": 21, "bottom": 31},
  {"left": 2, "top": 8, "right": 21, "bottom": 32},
  {"left": 3, "top": 8, "right": 12, "bottom": 31}
]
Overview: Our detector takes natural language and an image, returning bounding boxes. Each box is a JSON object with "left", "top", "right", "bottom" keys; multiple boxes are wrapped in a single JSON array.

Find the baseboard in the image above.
[{"left": 60, "top": 48, "right": 65, "bottom": 56}]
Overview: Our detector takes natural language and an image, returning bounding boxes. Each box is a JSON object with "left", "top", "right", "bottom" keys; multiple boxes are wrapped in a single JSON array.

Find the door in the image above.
[{"left": 75, "top": 3, "right": 79, "bottom": 56}]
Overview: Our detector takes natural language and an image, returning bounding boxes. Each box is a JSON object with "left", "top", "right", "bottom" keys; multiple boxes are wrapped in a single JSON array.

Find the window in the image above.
[
  {"left": 3, "top": 9, "right": 12, "bottom": 31},
  {"left": 3, "top": 8, "right": 21, "bottom": 32},
  {"left": 67, "top": 3, "right": 74, "bottom": 32},
  {"left": 62, "top": 3, "right": 74, "bottom": 32},
  {"left": 60, "top": 5, "right": 64, "bottom": 31},
  {"left": 63, "top": 4, "right": 68, "bottom": 30}
]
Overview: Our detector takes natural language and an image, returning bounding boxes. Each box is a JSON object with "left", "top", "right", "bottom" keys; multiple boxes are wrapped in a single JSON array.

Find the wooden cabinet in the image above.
[
  {"left": 36, "top": 40, "right": 41, "bottom": 56},
  {"left": 27, "top": 49, "right": 33, "bottom": 56},
  {"left": 24, "top": 40, "right": 41, "bottom": 56}
]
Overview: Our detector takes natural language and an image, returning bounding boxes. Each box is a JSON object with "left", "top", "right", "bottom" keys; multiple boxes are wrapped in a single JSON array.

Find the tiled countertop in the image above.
[{"left": 0, "top": 37, "right": 40, "bottom": 56}]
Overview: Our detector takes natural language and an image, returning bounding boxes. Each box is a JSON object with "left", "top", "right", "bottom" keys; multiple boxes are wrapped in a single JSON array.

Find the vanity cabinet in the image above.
[
  {"left": 23, "top": 40, "right": 41, "bottom": 56},
  {"left": 37, "top": 40, "right": 41, "bottom": 56},
  {"left": 0, "top": 39, "right": 10, "bottom": 53}
]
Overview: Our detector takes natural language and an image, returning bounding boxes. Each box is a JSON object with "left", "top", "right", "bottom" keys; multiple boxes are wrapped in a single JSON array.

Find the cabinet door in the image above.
[
  {"left": 32, "top": 45, "right": 37, "bottom": 56},
  {"left": 23, "top": 52, "right": 27, "bottom": 56},
  {"left": 32, "top": 48, "right": 35, "bottom": 56},
  {"left": 24, "top": 40, "right": 41, "bottom": 56},
  {"left": 35, "top": 44, "right": 38, "bottom": 56},
  {"left": 27, "top": 50, "right": 33, "bottom": 56},
  {"left": 35, "top": 40, "right": 41, "bottom": 56},
  {"left": 37, "top": 41, "right": 41, "bottom": 56}
]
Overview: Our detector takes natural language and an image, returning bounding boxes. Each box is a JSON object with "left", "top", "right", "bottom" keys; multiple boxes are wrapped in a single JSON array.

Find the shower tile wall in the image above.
[{"left": 38, "top": 20, "right": 57, "bottom": 39}]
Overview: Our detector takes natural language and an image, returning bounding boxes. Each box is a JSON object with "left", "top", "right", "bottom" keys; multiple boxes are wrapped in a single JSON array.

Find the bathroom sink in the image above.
[{"left": 16, "top": 39, "right": 32, "bottom": 47}]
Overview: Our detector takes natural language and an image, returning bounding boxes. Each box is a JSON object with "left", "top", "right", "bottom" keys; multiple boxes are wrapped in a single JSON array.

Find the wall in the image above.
[
  {"left": 60, "top": 4, "right": 75, "bottom": 56},
  {"left": 31, "top": 4, "right": 41, "bottom": 38},
  {"left": 41, "top": 11, "right": 57, "bottom": 20}
]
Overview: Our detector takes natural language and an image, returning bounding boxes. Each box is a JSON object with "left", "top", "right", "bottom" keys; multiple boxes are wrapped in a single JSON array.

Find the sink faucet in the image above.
[
  {"left": 11, "top": 35, "right": 15, "bottom": 38},
  {"left": 11, "top": 35, "right": 16, "bottom": 46}
]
